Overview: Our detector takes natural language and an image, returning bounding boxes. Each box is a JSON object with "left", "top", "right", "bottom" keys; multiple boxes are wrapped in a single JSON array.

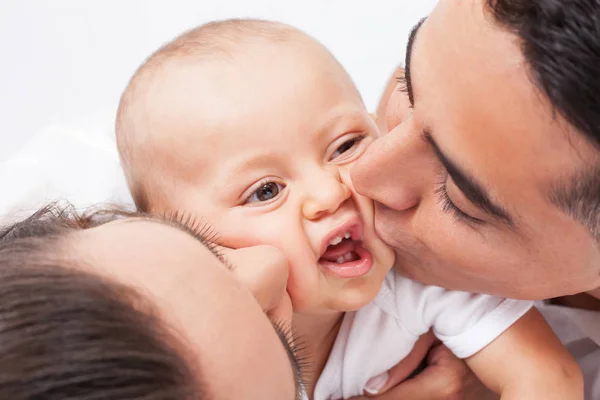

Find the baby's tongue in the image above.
[{"left": 320, "top": 239, "right": 356, "bottom": 262}]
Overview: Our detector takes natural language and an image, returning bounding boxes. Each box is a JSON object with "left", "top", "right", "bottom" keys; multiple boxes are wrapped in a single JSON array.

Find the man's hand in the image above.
[{"left": 350, "top": 344, "right": 497, "bottom": 400}]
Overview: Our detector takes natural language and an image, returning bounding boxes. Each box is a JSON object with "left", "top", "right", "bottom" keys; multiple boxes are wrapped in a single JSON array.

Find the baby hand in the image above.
[{"left": 217, "top": 244, "right": 292, "bottom": 323}]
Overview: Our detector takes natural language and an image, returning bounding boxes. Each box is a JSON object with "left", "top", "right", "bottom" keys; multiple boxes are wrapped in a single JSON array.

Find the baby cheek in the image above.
[
  {"left": 285, "top": 245, "right": 323, "bottom": 300},
  {"left": 211, "top": 212, "right": 288, "bottom": 249},
  {"left": 259, "top": 230, "right": 321, "bottom": 312},
  {"left": 217, "top": 215, "right": 308, "bottom": 268},
  {"left": 373, "top": 237, "right": 396, "bottom": 270},
  {"left": 215, "top": 212, "right": 320, "bottom": 309},
  {"left": 347, "top": 179, "right": 395, "bottom": 268}
]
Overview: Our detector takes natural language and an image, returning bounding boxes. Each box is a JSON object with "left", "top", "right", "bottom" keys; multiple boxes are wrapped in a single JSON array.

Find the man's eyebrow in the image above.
[
  {"left": 424, "top": 133, "right": 515, "bottom": 226},
  {"left": 405, "top": 17, "right": 426, "bottom": 105}
]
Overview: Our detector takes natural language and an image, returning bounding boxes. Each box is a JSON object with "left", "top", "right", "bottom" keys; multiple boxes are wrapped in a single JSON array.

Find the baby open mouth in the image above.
[
  {"left": 319, "top": 235, "right": 361, "bottom": 264},
  {"left": 318, "top": 225, "right": 374, "bottom": 278}
]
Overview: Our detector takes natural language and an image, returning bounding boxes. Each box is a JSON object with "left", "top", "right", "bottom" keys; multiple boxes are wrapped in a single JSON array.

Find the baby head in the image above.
[{"left": 116, "top": 19, "right": 395, "bottom": 314}]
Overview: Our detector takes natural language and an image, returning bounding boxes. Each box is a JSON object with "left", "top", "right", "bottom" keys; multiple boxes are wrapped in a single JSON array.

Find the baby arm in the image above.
[{"left": 465, "top": 308, "right": 583, "bottom": 399}]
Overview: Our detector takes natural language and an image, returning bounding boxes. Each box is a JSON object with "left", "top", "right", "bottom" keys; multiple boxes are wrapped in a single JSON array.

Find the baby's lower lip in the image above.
[{"left": 318, "top": 245, "right": 373, "bottom": 278}]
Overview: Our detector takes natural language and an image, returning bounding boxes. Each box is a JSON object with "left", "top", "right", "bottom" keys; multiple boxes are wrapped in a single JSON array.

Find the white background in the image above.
[{"left": 0, "top": 0, "right": 435, "bottom": 162}]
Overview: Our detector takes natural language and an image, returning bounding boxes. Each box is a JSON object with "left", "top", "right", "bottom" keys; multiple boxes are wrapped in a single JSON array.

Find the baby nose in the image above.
[{"left": 302, "top": 172, "right": 351, "bottom": 220}]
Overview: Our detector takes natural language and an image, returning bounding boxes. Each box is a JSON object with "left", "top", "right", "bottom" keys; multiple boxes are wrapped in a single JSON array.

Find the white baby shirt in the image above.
[{"left": 312, "top": 270, "right": 534, "bottom": 400}]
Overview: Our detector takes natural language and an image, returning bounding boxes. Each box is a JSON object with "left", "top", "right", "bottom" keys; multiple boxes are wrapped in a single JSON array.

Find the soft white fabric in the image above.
[
  {"left": 537, "top": 301, "right": 600, "bottom": 400},
  {"left": 0, "top": 110, "right": 132, "bottom": 223},
  {"left": 313, "top": 270, "right": 533, "bottom": 400}
]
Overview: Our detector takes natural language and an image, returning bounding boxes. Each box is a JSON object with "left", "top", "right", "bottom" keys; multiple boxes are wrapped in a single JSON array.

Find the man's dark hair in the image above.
[
  {"left": 0, "top": 206, "right": 203, "bottom": 400},
  {"left": 486, "top": 0, "right": 600, "bottom": 240}
]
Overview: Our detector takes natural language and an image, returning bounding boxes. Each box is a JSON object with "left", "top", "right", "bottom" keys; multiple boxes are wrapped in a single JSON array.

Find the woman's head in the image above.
[
  {"left": 0, "top": 226, "right": 199, "bottom": 399},
  {"left": 0, "top": 204, "right": 306, "bottom": 399}
]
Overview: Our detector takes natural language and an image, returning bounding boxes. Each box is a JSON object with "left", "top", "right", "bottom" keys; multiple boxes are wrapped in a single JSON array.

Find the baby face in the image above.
[{"left": 144, "top": 40, "right": 395, "bottom": 314}]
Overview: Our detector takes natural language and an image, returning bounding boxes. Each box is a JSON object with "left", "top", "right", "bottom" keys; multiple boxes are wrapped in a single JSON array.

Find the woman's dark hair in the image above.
[
  {"left": 0, "top": 202, "right": 129, "bottom": 241},
  {"left": 486, "top": 0, "right": 600, "bottom": 240},
  {"left": 0, "top": 204, "right": 202, "bottom": 400}
]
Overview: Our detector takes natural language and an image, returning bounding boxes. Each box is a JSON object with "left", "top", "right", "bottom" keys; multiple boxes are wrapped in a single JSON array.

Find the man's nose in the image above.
[
  {"left": 351, "top": 120, "right": 432, "bottom": 212},
  {"left": 302, "top": 169, "right": 351, "bottom": 220}
]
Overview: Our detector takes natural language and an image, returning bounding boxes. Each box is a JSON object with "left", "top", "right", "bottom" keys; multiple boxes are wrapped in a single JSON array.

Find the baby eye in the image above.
[
  {"left": 330, "top": 136, "right": 365, "bottom": 160},
  {"left": 245, "top": 182, "right": 285, "bottom": 204}
]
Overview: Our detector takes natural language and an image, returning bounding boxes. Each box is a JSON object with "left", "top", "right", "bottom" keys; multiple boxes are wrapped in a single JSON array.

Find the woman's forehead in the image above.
[
  {"left": 68, "top": 218, "right": 216, "bottom": 282},
  {"left": 68, "top": 217, "right": 259, "bottom": 326}
]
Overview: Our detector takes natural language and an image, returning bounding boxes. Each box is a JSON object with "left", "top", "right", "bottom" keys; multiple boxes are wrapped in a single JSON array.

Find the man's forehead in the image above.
[
  {"left": 416, "top": 1, "right": 538, "bottom": 146},
  {"left": 427, "top": 0, "right": 524, "bottom": 79},
  {"left": 426, "top": 0, "right": 593, "bottom": 160}
]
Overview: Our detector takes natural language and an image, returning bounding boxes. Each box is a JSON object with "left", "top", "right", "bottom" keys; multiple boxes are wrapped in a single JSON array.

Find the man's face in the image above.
[{"left": 352, "top": 0, "right": 600, "bottom": 299}]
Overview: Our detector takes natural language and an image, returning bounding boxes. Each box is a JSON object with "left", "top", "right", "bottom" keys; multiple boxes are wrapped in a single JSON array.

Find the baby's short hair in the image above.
[
  {"left": 116, "top": 19, "right": 301, "bottom": 211},
  {"left": 0, "top": 206, "right": 203, "bottom": 399}
]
